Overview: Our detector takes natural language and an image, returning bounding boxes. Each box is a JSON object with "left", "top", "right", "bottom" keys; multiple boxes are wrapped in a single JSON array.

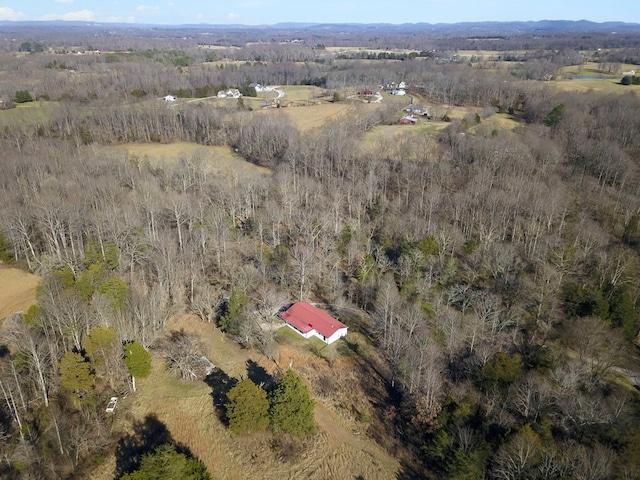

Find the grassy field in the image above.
[
  {"left": 0, "top": 265, "right": 39, "bottom": 322},
  {"left": 0, "top": 102, "right": 58, "bottom": 127},
  {"left": 278, "top": 85, "right": 331, "bottom": 105},
  {"left": 278, "top": 103, "right": 352, "bottom": 131},
  {"left": 551, "top": 78, "right": 639, "bottom": 93},
  {"left": 90, "top": 314, "right": 401, "bottom": 480},
  {"left": 113, "top": 142, "right": 271, "bottom": 177}
]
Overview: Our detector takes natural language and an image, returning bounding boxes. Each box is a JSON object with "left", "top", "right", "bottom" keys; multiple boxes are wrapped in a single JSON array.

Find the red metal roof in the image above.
[{"left": 279, "top": 302, "right": 347, "bottom": 338}]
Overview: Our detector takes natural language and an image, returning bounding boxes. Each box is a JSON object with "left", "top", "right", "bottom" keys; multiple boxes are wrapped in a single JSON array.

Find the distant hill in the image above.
[{"left": 0, "top": 19, "right": 639, "bottom": 34}]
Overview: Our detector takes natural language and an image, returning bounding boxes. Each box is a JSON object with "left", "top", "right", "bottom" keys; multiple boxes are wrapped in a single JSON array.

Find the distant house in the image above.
[
  {"left": 249, "top": 82, "right": 269, "bottom": 92},
  {"left": 163, "top": 95, "right": 176, "bottom": 102},
  {"left": 391, "top": 88, "right": 406, "bottom": 96},
  {"left": 399, "top": 115, "right": 417, "bottom": 124},
  {"left": 360, "top": 88, "right": 373, "bottom": 96},
  {"left": 405, "top": 105, "right": 431, "bottom": 118},
  {"left": 623, "top": 70, "right": 636, "bottom": 76},
  {"left": 217, "top": 88, "right": 242, "bottom": 98},
  {"left": 278, "top": 302, "right": 348, "bottom": 345}
]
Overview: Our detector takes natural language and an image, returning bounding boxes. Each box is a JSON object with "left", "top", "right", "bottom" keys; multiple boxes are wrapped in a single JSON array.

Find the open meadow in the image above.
[
  {"left": 0, "top": 265, "right": 39, "bottom": 322},
  {"left": 114, "top": 142, "right": 271, "bottom": 176}
]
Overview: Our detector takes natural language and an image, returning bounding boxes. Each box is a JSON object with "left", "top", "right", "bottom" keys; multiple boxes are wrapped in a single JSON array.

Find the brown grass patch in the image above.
[
  {"left": 552, "top": 79, "right": 640, "bottom": 94},
  {"left": 113, "top": 142, "right": 271, "bottom": 177},
  {"left": 0, "top": 265, "right": 39, "bottom": 322},
  {"left": 278, "top": 103, "right": 352, "bottom": 131}
]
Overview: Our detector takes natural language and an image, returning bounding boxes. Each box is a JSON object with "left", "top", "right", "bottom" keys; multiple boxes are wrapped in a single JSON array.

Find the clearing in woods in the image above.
[
  {"left": 0, "top": 265, "right": 39, "bottom": 323},
  {"left": 277, "top": 103, "right": 352, "bottom": 131},
  {"left": 91, "top": 314, "right": 401, "bottom": 480},
  {"left": 114, "top": 142, "right": 271, "bottom": 177}
]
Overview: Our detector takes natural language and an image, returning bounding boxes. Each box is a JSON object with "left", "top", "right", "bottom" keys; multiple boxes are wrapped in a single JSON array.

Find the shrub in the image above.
[{"left": 14, "top": 90, "right": 34, "bottom": 103}]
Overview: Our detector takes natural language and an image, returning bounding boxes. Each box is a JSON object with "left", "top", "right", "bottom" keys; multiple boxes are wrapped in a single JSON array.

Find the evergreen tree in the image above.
[
  {"left": 59, "top": 351, "right": 94, "bottom": 400},
  {"left": 85, "top": 326, "right": 117, "bottom": 366},
  {"left": 269, "top": 370, "right": 315, "bottom": 436},
  {"left": 219, "top": 289, "right": 249, "bottom": 336},
  {"left": 14, "top": 90, "right": 34, "bottom": 103},
  {"left": 120, "top": 443, "right": 211, "bottom": 480},
  {"left": 226, "top": 378, "right": 270, "bottom": 434}
]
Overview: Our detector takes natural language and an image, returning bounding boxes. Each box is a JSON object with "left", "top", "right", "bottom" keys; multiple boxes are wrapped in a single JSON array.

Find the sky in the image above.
[{"left": 0, "top": 0, "right": 639, "bottom": 26}]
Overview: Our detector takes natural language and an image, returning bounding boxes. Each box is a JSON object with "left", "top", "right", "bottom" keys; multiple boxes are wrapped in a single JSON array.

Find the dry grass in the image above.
[
  {"left": 90, "top": 314, "right": 400, "bottom": 479},
  {"left": 552, "top": 79, "right": 640, "bottom": 94},
  {"left": 0, "top": 265, "right": 39, "bottom": 322},
  {"left": 279, "top": 103, "right": 351, "bottom": 131},
  {"left": 113, "top": 142, "right": 271, "bottom": 177},
  {"left": 279, "top": 85, "right": 329, "bottom": 104}
]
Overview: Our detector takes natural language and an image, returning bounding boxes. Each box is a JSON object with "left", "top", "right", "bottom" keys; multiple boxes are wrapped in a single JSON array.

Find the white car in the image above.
[{"left": 105, "top": 397, "right": 118, "bottom": 413}]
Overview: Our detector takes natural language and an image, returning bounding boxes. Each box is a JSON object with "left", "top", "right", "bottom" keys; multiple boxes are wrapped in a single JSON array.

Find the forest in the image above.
[{"left": 0, "top": 21, "right": 640, "bottom": 480}]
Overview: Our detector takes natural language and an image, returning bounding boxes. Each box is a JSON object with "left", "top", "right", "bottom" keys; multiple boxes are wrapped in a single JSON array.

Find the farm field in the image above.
[
  {"left": 0, "top": 265, "right": 39, "bottom": 322},
  {"left": 278, "top": 102, "right": 351, "bottom": 131}
]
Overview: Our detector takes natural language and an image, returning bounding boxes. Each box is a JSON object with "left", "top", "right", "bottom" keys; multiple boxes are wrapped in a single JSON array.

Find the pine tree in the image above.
[
  {"left": 226, "top": 378, "right": 270, "bottom": 434},
  {"left": 120, "top": 443, "right": 211, "bottom": 480},
  {"left": 59, "top": 351, "right": 94, "bottom": 400},
  {"left": 269, "top": 370, "right": 315, "bottom": 436}
]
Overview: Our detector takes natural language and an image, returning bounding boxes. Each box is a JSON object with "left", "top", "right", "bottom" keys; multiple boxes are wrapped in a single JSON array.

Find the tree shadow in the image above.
[
  {"left": 114, "top": 414, "right": 173, "bottom": 478},
  {"left": 204, "top": 368, "right": 238, "bottom": 425},
  {"left": 246, "top": 359, "right": 276, "bottom": 391}
]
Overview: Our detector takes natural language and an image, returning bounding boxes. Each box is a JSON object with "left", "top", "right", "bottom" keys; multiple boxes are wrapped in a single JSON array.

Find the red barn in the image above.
[{"left": 278, "top": 302, "right": 348, "bottom": 344}]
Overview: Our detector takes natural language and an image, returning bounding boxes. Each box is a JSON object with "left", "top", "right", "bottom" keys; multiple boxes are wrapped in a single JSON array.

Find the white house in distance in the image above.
[
  {"left": 278, "top": 302, "right": 348, "bottom": 345},
  {"left": 163, "top": 95, "right": 176, "bottom": 102},
  {"left": 217, "top": 88, "right": 242, "bottom": 98}
]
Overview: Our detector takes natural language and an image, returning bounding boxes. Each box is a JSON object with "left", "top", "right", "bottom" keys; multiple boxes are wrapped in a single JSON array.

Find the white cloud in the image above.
[
  {"left": 40, "top": 9, "right": 96, "bottom": 21},
  {"left": 0, "top": 7, "right": 26, "bottom": 21},
  {"left": 167, "top": 2, "right": 174, "bottom": 6},
  {"left": 55, "top": 0, "right": 75, "bottom": 4},
  {"left": 136, "top": 5, "right": 160, "bottom": 11},
  {"left": 227, "top": 12, "right": 239, "bottom": 20}
]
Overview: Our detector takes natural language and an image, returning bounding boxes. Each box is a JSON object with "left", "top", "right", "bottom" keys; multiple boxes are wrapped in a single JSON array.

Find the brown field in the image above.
[
  {"left": 279, "top": 103, "right": 352, "bottom": 131},
  {"left": 552, "top": 79, "right": 639, "bottom": 94},
  {"left": 0, "top": 265, "right": 39, "bottom": 322},
  {"left": 113, "top": 142, "right": 271, "bottom": 177},
  {"left": 279, "top": 85, "right": 331, "bottom": 104},
  {"left": 90, "top": 314, "right": 401, "bottom": 480}
]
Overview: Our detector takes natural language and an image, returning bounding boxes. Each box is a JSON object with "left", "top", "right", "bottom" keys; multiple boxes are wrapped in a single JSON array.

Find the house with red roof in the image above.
[{"left": 278, "top": 302, "right": 348, "bottom": 345}]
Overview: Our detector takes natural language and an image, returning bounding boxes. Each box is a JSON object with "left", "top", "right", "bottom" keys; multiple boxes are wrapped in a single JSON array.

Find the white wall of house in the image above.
[
  {"left": 322, "top": 327, "right": 348, "bottom": 344},
  {"left": 284, "top": 323, "right": 348, "bottom": 344}
]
